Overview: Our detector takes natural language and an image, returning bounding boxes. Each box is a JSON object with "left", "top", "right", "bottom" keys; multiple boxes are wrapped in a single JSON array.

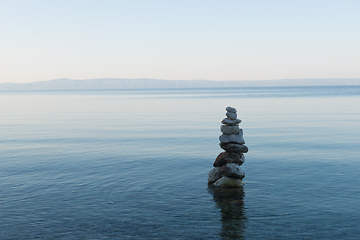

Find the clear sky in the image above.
[{"left": 1, "top": 0, "right": 359, "bottom": 83}]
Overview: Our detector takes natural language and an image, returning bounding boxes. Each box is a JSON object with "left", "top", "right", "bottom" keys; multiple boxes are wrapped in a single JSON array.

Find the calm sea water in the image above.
[{"left": 1, "top": 86, "right": 360, "bottom": 239}]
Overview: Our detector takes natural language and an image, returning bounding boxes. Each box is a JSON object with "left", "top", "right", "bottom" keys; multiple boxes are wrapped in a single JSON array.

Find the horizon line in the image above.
[{"left": 2, "top": 77, "right": 360, "bottom": 84}]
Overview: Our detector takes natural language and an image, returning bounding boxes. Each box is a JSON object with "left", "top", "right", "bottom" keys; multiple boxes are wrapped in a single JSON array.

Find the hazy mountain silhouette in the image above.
[{"left": 1, "top": 78, "right": 359, "bottom": 90}]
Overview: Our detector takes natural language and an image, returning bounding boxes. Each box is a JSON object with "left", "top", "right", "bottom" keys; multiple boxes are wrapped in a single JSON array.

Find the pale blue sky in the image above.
[{"left": 1, "top": 0, "right": 359, "bottom": 83}]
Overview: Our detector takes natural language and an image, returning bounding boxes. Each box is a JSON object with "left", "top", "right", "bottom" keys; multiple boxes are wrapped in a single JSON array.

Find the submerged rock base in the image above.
[{"left": 208, "top": 106, "right": 248, "bottom": 188}]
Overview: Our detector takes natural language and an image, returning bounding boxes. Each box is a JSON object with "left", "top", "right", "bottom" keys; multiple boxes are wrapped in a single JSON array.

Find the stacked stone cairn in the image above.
[{"left": 208, "top": 106, "right": 249, "bottom": 188}]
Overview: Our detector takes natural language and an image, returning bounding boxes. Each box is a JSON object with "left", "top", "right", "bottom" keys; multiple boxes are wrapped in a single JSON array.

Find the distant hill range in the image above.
[{"left": 1, "top": 78, "right": 360, "bottom": 90}]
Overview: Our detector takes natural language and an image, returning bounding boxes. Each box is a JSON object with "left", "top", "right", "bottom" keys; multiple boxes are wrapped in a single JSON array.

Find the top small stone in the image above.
[{"left": 226, "top": 106, "right": 237, "bottom": 113}]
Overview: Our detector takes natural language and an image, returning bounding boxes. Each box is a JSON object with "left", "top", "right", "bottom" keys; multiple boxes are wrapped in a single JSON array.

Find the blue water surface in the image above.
[{"left": 1, "top": 86, "right": 360, "bottom": 239}]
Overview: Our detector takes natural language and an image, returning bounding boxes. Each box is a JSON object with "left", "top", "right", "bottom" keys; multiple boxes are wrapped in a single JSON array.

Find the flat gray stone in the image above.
[
  {"left": 226, "top": 106, "right": 237, "bottom": 113},
  {"left": 219, "top": 130, "right": 244, "bottom": 144},
  {"left": 213, "top": 176, "right": 244, "bottom": 188},
  {"left": 221, "top": 118, "right": 241, "bottom": 126},
  {"left": 220, "top": 125, "right": 240, "bottom": 134},
  {"left": 220, "top": 143, "right": 248, "bottom": 153},
  {"left": 208, "top": 167, "right": 222, "bottom": 184},
  {"left": 226, "top": 112, "right": 237, "bottom": 120}
]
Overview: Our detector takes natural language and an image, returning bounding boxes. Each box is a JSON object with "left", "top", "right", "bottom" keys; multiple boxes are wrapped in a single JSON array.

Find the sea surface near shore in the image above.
[{"left": 1, "top": 86, "right": 360, "bottom": 239}]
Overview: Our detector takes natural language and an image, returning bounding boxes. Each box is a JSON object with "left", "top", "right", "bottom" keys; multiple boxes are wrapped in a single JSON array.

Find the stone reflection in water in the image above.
[{"left": 208, "top": 185, "right": 246, "bottom": 239}]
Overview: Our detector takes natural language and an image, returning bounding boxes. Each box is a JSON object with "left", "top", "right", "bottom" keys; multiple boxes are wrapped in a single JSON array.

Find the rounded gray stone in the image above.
[
  {"left": 226, "top": 112, "right": 237, "bottom": 120},
  {"left": 208, "top": 167, "right": 222, "bottom": 184},
  {"left": 219, "top": 143, "right": 248, "bottom": 153},
  {"left": 220, "top": 163, "right": 245, "bottom": 179},
  {"left": 226, "top": 106, "right": 237, "bottom": 113},
  {"left": 219, "top": 130, "right": 244, "bottom": 144},
  {"left": 221, "top": 118, "right": 242, "bottom": 126},
  {"left": 220, "top": 125, "right": 240, "bottom": 134}
]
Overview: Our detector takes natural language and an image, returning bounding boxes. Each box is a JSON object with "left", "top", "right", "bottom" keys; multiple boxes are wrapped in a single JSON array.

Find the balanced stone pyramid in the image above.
[{"left": 208, "top": 106, "right": 249, "bottom": 188}]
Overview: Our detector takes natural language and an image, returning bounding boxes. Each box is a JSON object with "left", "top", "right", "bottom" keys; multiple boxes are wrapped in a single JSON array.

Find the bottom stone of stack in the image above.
[
  {"left": 208, "top": 163, "right": 245, "bottom": 188},
  {"left": 213, "top": 176, "right": 244, "bottom": 188}
]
